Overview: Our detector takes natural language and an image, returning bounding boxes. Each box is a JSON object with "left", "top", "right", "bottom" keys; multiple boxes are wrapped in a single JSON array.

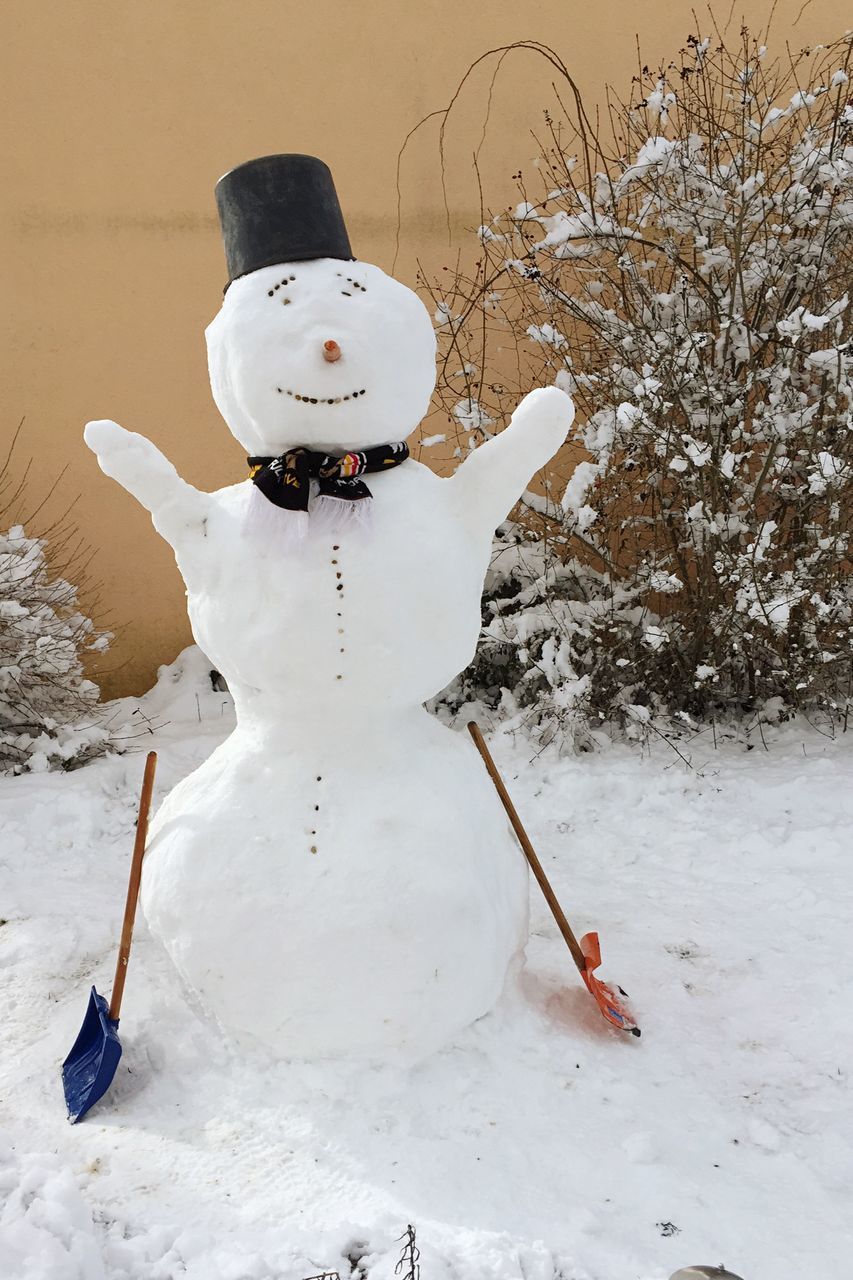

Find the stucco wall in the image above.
[{"left": 3, "top": 0, "right": 845, "bottom": 696}]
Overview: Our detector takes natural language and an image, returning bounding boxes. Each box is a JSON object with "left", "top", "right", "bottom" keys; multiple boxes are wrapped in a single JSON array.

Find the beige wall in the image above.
[{"left": 3, "top": 0, "right": 846, "bottom": 696}]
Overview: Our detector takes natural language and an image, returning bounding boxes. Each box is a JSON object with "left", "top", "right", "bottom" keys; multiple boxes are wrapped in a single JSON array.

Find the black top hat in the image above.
[{"left": 215, "top": 154, "right": 354, "bottom": 284}]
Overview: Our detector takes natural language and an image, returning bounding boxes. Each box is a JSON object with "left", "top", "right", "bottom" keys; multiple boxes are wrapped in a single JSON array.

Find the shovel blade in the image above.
[
  {"left": 670, "top": 1270, "right": 745, "bottom": 1280},
  {"left": 61, "top": 986, "right": 122, "bottom": 1123},
  {"left": 580, "top": 932, "right": 641, "bottom": 1036}
]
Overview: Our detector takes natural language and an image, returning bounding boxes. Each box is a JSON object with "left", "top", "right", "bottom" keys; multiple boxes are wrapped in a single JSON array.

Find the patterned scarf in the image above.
[{"left": 248, "top": 442, "right": 409, "bottom": 512}]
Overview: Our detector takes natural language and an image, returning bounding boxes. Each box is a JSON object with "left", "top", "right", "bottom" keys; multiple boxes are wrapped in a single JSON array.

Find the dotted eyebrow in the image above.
[
  {"left": 336, "top": 271, "right": 366, "bottom": 292},
  {"left": 267, "top": 275, "right": 296, "bottom": 298}
]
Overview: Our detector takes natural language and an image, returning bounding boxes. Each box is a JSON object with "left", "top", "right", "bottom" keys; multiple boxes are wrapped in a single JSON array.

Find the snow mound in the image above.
[{"left": 0, "top": 1144, "right": 104, "bottom": 1280}]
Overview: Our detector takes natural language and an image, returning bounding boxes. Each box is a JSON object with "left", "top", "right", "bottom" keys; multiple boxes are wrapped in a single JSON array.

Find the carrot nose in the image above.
[{"left": 323, "top": 340, "right": 341, "bottom": 363}]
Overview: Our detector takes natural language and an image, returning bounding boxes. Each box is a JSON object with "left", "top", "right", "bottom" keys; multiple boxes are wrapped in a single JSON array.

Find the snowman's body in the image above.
[
  {"left": 86, "top": 254, "right": 573, "bottom": 1061},
  {"left": 182, "top": 462, "right": 490, "bottom": 714}
]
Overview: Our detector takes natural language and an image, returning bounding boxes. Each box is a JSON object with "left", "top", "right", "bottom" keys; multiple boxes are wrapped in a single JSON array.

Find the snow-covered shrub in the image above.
[
  {"left": 426, "top": 29, "right": 853, "bottom": 745},
  {"left": 433, "top": 522, "right": 666, "bottom": 748},
  {"left": 0, "top": 523, "right": 110, "bottom": 772}
]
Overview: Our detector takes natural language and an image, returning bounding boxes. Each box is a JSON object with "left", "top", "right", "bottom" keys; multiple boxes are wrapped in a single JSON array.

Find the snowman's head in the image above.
[{"left": 205, "top": 259, "right": 437, "bottom": 456}]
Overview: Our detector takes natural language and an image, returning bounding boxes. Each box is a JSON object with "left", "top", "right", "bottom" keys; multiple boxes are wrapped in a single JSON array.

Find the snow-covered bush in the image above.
[
  {"left": 0, "top": 521, "right": 110, "bottom": 773},
  {"left": 433, "top": 522, "right": 667, "bottom": 748},
  {"left": 427, "top": 29, "right": 853, "bottom": 746}
]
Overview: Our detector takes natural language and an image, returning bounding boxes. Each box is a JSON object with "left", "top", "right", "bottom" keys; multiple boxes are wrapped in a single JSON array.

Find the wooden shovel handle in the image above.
[
  {"left": 467, "top": 723, "right": 586, "bottom": 974},
  {"left": 109, "top": 751, "right": 157, "bottom": 1021}
]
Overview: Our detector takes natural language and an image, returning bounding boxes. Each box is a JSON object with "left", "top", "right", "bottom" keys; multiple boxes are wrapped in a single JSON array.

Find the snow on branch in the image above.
[{"left": 425, "top": 25, "right": 853, "bottom": 748}]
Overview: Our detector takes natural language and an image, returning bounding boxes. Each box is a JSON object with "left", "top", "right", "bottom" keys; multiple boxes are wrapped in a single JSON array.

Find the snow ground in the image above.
[{"left": 1, "top": 650, "right": 852, "bottom": 1280}]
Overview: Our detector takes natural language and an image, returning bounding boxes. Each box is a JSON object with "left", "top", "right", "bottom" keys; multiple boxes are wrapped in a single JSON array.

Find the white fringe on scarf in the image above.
[{"left": 243, "top": 482, "right": 373, "bottom": 549}]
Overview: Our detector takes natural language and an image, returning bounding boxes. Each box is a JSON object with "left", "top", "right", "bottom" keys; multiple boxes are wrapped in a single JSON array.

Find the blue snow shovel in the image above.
[{"left": 62, "top": 751, "right": 157, "bottom": 1122}]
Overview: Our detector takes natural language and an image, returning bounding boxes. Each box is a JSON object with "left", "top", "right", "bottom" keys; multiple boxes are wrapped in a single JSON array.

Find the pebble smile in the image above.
[{"left": 276, "top": 388, "right": 367, "bottom": 404}]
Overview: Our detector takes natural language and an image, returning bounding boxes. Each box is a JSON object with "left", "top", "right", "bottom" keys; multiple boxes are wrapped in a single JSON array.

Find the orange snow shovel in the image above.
[
  {"left": 467, "top": 723, "right": 640, "bottom": 1036},
  {"left": 62, "top": 751, "right": 158, "bottom": 1121}
]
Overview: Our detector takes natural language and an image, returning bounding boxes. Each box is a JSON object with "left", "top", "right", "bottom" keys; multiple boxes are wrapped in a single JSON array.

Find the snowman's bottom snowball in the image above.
[{"left": 141, "top": 714, "right": 529, "bottom": 1062}]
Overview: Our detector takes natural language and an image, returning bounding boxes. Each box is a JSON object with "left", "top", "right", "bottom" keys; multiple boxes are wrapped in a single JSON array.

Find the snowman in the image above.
[{"left": 85, "top": 154, "right": 574, "bottom": 1061}]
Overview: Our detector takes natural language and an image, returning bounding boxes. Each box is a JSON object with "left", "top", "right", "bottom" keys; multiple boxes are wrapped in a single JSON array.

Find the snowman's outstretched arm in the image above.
[
  {"left": 448, "top": 386, "right": 575, "bottom": 533},
  {"left": 84, "top": 420, "right": 209, "bottom": 546}
]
